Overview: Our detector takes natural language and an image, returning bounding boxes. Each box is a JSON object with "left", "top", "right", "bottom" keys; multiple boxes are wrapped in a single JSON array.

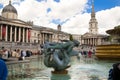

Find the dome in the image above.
[{"left": 2, "top": 1, "right": 17, "bottom": 15}]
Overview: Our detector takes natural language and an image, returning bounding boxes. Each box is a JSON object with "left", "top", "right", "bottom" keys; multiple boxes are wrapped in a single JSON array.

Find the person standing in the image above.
[
  {"left": 2, "top": 49, "right": 9, "bottom": 61},
  {"left": 112, "top": 63, "right": 120, "bottom": 80},
  {"left": 0, "top": 59, "right": 8, "bottom": 80},
  {"left": 108, "top": 63, "right": 120, "bottom": 80},
  {"left": 88, "top": 50, "right": 92, "bottom": 58}
]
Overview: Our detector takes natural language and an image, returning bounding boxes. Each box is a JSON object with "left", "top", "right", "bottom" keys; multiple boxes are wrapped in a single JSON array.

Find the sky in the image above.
[{"left": 0, "top": 0, "right": 120, "bottom": 35}]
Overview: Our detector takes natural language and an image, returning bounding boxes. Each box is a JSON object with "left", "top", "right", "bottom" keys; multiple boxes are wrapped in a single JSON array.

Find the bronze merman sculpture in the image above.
[{"left": 42, "top": 40, "right": 80, "bottom": 74}]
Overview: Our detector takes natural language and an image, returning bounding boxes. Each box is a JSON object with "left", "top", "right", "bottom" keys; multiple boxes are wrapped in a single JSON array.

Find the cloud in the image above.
[
  {"left": 15, "top": 0, "right": 88, "bottom": 29},
  {"left": 63, "top": 6, "right": 120, "bottom": 35},
  {"left": 62, "top": 13, "right": 90, "bottom": 34},
  {"left": 96, "top": 6, "right": 120, "bottom": 34},
  {"left": 0, "top": 0, "right": 120, "bottom": 35}
]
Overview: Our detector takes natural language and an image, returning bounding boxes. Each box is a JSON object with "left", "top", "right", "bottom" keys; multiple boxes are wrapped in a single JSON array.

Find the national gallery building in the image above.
[
  {"left": 0, "top": 1, "right": 108, "bottom": 50},
  {"left": 0, "top": 1, "right": 32, "bottom": 43},
  {"left": 0, "top": 1, "right": 69, "bottom": 50}
]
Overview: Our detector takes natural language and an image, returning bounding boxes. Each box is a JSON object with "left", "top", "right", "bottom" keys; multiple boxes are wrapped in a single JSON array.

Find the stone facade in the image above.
[
  {"left": 81, "top": 1, "right": 107, "bottom": 46},
  {"left": 72, "top": 34, "right": 81, "bottom": 45},
  {"left": 0, "top": 1, "right": 69, "bottom": 50}
]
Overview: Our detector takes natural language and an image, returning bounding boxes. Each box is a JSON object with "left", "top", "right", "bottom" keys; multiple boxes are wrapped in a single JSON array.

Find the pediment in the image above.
[
  {"left": 0, "top": 16, "right": 32, "bottom": 28},
  {"left": 82, "top": 32, "right": 99, "bottom": 38}
]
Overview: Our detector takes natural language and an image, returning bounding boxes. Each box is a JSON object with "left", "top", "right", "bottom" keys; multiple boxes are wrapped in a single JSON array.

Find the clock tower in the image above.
[{"left": 89, "top": 0, "right": 98, "bottom": 34}]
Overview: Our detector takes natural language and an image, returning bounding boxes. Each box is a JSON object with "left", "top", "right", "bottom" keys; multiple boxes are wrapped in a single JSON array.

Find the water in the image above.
[{"left": 7, "top": 56, "right": 119, "bottom": 80}]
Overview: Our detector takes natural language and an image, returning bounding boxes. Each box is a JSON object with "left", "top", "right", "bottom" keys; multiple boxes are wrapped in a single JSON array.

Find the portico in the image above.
[{"left": 0, "top": 18, "right": 32, "bottom": 43}]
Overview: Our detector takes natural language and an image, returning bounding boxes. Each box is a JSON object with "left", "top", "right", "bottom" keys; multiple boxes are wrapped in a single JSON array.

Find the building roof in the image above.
[
  {"left": 82, "top": 32, "right": 107, "bottom": 38},
  {"left": 2, "top": 1, "right": 17, "bottom": 15},
  {"left": 0, "top": 16, "right": 32, "bottom": 28}
]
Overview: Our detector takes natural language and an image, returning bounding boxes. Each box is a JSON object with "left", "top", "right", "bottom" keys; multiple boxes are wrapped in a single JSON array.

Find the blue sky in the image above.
[
  {"left": 0, "top": 0, "right": 120, "bottom": 34},
  {"left": 85, "top": 0, "right": 120, "bottom": 13},
  {"left": 0, "top": 0, "right": 119, "bottom": 10},
  {"left": 94, "top": 0, "right": 120, "bottom": 11}
]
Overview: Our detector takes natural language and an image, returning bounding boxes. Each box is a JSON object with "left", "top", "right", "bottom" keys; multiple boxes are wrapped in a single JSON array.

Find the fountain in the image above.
[
  {"left": 95, "top": 25, "right": 120, "bottom": 59},
  {"left": 42, "top": 40, "right": 80, "bottom": 74}
]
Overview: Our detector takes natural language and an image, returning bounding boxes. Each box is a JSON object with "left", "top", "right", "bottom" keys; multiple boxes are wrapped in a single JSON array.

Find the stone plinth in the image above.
[{"left": 52, "top": 70, "right": 68, "bottom": 74}]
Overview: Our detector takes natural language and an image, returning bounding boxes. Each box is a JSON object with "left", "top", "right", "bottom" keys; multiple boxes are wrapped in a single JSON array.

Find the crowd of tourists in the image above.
[
  {"left": 0, "top": 47, "right": 40, "bottom": 61},
  {"left": 78, "top": 45, "right": 96, "bottom": 59},
  {"left": 0, "top": 46, "right": 42, "bottom": 80}
]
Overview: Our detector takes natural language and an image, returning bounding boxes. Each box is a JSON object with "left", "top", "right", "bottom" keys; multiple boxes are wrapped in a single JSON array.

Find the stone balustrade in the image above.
[{"left": 0, "top": 41, "right": 40, "bottom": 51}]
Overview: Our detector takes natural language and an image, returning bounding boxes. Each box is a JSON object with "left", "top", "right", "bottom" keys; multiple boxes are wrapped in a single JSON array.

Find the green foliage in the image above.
[
  {"left": 108, "top": 36, "right": 112, "bottom": 42},
  {"left": 115, "top": 25, "right": 120, "bottom": 29},
  {"left": 69, "top": 34, "right": 73, "bottom": 41}
]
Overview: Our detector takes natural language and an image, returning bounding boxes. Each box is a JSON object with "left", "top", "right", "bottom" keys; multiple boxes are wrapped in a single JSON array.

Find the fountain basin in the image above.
[
  {"left": 95, "top": 44, "right": 120, "bottom": 59},
  {"left": 7, "top": 56, "right": 120, "bottom": 80}
]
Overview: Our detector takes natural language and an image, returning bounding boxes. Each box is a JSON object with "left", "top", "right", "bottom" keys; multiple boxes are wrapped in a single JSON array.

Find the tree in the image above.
[{"left": 69, "top": 34, "right": 73, "bottom": 41}]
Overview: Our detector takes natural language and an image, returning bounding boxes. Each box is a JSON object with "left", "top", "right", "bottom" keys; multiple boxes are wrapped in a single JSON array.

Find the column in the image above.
[
  {"left": 90, "top": 38, "right": 92, "bottom": 45},
  {"left": 47, "top": 34, "right": 49, "bottom": 41},
  {"left": 40, "top": 33, "right": 42, "bottom": 44},
  {"left": 84, "top": 39, "right": 85, "bottom": 45},
  {"left": 50, "top": 34, "right": 52, "bottom": 42},
  {"left": 94, "top": 38, "right": 96, "bottom": 45},
  {"left": 93, "top": 38, "right": 95, "bottom": 46},
  {"left": 18, "top": 27, "right": 21, "bottom": 42},
  {"left": 0, "top": 25, "right": 2, "bottom": 40},
  {"left": 49, "top": 34, "right": 51, "bottom": 42},
  {"left": 96, "top": 38, "right": 98, "bottom": 45},
  {"left": 26, "top": 28, "right": 28, "bottom": 43},
  {"left": 44, "top": 33, "right": 46, "bottom": 42},
  {"left": 84, "top": 39, "right": 87, "bottom": 44},
  {"left": 40, "top": 33, "right": 43, "bottom": 44},
  {"left": 10, "top": 26, "right": 12, "bottom": 42},
  {"left": 89, "top": 39, "right": 90, "bottom": 45},
  {"left": 95, "top": 38, "right": 97, "bottom": 45},
  {"left": 86, "top": 39, "right": 88, "bottom": 45},
  {"left": 90, "top": 38, "right": 91, "bottom": 45},
  {"left": 22, "top": 28, "right": 25, "bottom": 42},
  {"left": 92, "top": 38, "right": 94, "bottom": 46},
  {"left": 88, "top": 38, "right": 90, "bottom": 45},
  {"left": 5, "top": 25, "right": 8, "bottom": 41},
  {"left": 89, "top": 38, "right": 91, "bottom": 45},
  {"left": 43, "top": 33, "right": 45, "bottom": 44},
  {"left": 14, "top": 27, "right": 17, "bottom": 42},
  {"left": 42, "top": 33, "right": 44, "bottom": 44},
  {"left": 28, "top": 29, "right": 31, "bottom": 42},
  {"left": 87, "top": 39, "right": 88, "bottom": 45}
]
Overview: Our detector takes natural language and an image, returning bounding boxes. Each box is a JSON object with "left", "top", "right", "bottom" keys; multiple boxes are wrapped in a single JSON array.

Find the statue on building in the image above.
[{"left": 42, "top": 40, "right": 80, "bottom": 74}]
